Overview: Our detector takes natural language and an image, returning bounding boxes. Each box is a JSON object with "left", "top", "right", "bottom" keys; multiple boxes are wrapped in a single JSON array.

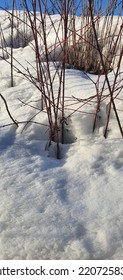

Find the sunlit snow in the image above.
[{"left": 0, "top": 10, "right": 123, "bottom": 260}]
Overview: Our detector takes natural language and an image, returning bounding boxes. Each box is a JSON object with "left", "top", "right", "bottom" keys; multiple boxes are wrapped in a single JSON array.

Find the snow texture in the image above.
[{"left": 0, "top": 11, "right": 123, "bottom": 260}]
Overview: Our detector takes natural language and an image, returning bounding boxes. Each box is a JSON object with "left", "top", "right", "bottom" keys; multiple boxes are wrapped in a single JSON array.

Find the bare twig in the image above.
[{"left": 0, "top": 93, "right": 18, "bottom": 127}]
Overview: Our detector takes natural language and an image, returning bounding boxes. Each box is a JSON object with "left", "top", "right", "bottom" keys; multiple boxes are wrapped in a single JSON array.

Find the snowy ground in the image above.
[{"left": 0, "top": 10, "right": 123, "bottom": 259}]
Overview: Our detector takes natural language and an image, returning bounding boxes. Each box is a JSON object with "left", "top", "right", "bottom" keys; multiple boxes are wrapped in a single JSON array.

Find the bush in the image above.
[{"left": 0, "top": 0, "right": 123, "bottom": 158}]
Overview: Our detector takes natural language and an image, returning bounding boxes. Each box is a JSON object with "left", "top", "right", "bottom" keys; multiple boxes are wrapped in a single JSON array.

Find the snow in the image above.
[{"left": 0, "top": 10, "right": 123, "bottom": 260}]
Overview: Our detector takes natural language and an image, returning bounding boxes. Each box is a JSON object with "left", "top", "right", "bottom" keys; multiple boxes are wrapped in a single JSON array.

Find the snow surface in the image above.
[{"left": 0, "top": 10, "right": 123, "bottom": 259}]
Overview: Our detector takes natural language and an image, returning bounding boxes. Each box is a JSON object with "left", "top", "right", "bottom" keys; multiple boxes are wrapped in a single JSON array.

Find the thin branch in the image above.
[{"left": 0, "top": 93, "right": 18, "bottom": 127}]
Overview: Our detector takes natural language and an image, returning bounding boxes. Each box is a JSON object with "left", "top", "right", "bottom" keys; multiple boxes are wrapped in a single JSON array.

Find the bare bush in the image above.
[{"left": 0, "top": 0, "right": 123, "bottom": 158}]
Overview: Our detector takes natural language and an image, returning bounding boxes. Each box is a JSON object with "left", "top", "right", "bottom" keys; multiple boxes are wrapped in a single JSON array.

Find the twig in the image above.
[{"left": 0, "top": 93, "right": 18, "bottom": 127}]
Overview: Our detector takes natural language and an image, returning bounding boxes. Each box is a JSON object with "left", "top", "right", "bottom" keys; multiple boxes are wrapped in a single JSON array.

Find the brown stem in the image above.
[{"left": 0, "top": 93, "right": 18, "bottom": 127}]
